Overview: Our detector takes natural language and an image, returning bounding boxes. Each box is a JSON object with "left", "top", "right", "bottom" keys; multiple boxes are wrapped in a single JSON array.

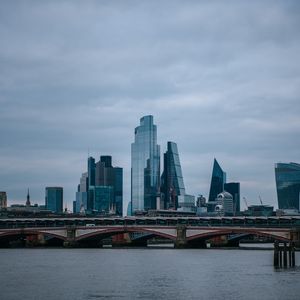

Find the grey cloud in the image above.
[{"left": 0, "top": 1, "right": 299, "bottom": 210}]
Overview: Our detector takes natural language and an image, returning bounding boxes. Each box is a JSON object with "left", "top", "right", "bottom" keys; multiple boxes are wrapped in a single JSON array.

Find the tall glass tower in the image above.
[
  {"left": 208, "top": 158, "right": 226, "bottom": 202},
  {"left": 275, "top": 162, "right": 300, "bottom": 211},
  {"left": 131, "top": 115, "right": 160, "bottom": 213},
  {"left": 161, "top": 141, "right": 185, "bottom": 210}
]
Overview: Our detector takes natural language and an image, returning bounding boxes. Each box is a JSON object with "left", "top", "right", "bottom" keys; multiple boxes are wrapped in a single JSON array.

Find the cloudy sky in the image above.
[{"left": 0, "top": 0, "right": 299, "bottom": 212}]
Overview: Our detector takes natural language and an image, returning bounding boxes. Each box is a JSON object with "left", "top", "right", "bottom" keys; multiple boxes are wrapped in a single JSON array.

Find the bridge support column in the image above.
[
  {"left": 291, "top": 229, "right": 300, "bottom": 248},
  {"left": 175, "top": 225, "right": 187, "bottom": 248},
  {"left": 63, "top": 226, "right": 77, "bottom": 248}
]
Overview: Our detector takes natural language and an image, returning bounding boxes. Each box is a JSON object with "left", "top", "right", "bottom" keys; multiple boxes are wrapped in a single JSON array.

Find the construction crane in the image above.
[
  {"left": 259, "top": 195, "right": 263, "bottom": 205},
  {"left": 243, "top": 197, "right": 248, "bottom": 209}
]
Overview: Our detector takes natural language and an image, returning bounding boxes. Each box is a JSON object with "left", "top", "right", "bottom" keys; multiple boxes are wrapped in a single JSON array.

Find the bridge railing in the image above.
[{"left": 0, "top": 216, "right": 299, "bottom": 229}]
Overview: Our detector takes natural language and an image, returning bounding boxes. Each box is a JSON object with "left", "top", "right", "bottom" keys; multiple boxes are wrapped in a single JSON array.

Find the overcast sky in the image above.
[{"left": 0, "top": 1, "right": 299, "bottom": 212}]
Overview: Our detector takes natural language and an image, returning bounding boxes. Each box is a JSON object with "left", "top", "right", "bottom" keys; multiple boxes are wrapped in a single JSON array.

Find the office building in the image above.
[
  {"left": 45, "top": 187, "right": 63, "bottom": 213},
  {"left": 224, "top": 182, "right": 240, "bottom": 214},
  {"left": 208, "top": 158, "right": 226, "bottom": 204},
  {"left": 89, "top": 186, "right": 114, "bottom": 214},
  {"left": 0, "top": 192, "right": 7, "bottom": 209},
  {"left": 161, "top": 141, "right": 185, "bottom": 209},
  {"left": 131, "top": 115, "right": 160, "bottom": 213},
  {"left": 215, "top": 191, "right": 234, "bottom": 216},
  {"left": 275, "top": 162, "right": 300, "bottom": 211},
  {"left": 76, "top": 155, "right": 123, "bottom": 215}
]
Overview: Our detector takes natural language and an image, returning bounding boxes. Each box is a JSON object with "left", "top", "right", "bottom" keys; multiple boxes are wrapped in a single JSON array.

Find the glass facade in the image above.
[
  {"left": 161, "top": 141, "right": 186, "bottom": 209},
  {"left": 77, "top": 156, "right": 123, "bottom": 215},
  {"left": 45, "top": 187, "right": 63, "bottom": 213},
  {"left": 131, "top": 115, "right": 160, "bottom": 212},
  {"left": 90, "top": 186, "right": 114, "bottom": 213},
  {"left": 208, "top": 159, "right": 226, "bottom": 203},
  {"left": 275, "top": 162, "right": 300, "bottom": 211},
  {"left": 224, "top": 182, "right": 240, "bottom": 213}
]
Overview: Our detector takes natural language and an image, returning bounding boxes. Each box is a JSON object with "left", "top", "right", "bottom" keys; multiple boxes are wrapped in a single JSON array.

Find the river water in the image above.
[{"left": 0, "top": 248, "right": 299, "bottom": 300}]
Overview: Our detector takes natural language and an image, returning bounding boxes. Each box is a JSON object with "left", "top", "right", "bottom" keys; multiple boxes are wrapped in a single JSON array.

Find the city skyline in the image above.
[{"left": 0, "top": 1, "right": 300, "bottom": 212}]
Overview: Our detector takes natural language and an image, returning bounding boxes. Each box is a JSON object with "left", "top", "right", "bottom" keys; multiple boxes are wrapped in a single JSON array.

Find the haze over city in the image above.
[{"left": 0, "top": 1, "right": 300, "bottom": 211}]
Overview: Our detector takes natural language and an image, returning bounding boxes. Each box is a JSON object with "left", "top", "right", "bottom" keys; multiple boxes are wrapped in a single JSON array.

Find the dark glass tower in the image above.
[
  {"left": 224, "top": 182, "right": 240, "bottom": 214},
  {"left": 161, "top": 141, "right": 185, "bottom": 209},
  {"left": 82, "top": 155, "right": 123, "bottom": 215},
  {"left": 45, "top": 187, "right": 63, "bottom": 213},
  {"left": 275, "top": 162, "right": 300, "bottom": 211},
  {"left": 208, "top": 158, "right": 226, "bottom": 202},
  {"left": 131, "top": 115, "right": 160, "bottom": 213}
]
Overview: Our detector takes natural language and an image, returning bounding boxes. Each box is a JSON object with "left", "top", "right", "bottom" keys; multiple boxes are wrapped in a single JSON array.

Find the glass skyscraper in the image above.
[
  {"left": 224, "top": 182, "right": 240, "bottom": 214},
  {"left": 208, "top": 158, "right": 226, "bottom": 202},
  {"left": 45, "top": 187, "right": 63, "bottom": 213},
  {"left": 131, "top": 115, "right": 160, "bottom": 213},
  {"left": 161, "top": 141, "right": 185, "bottom": 209},
  {"left": 76, "top": 155, "right": 123, "bottom": 215},
  {"left": 275, "top": 162, "right": 300, "bottom": 211}
]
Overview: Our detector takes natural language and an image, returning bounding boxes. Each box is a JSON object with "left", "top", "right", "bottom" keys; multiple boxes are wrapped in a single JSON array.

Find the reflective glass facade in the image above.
[
  {"left": 161, "top": 141, "right": 185, "bottom": 209},
  {"left": 208, "top": 159, "right": 226, "bottom": 203},
  {"left": 77, "top": 156, "right": 123, "bottom": 215},
  {"left": 131, "top": 115, "right": 160, "bottom": 212},
  {"left": 275, "top": 162, "right": 300, "bottom": 211},
  {"left": 91, "top": 186, "right": 114, "bottom": 213},
  {"left": 224, "top": 182, "right": 240, "bottom": 213},
  {"left": 45, "top": 187, "right": 63, "bottom": 213}
]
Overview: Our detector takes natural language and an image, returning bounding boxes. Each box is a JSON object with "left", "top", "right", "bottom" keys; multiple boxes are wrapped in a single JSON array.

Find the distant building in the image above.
[
  {"left": 45, "top": 187, "right": 63, "bottom": 213},
  {"left": 161, "top": 141, "right": 185, "bottom": 210},
  {"left": 76, "top": 155, "right": 123, "bottom": 216},
  {"left": 224, "top": 182, "right": 240, "bottom": 214},
  {"left": 245, "top": 205, "right": 274, "bottom": 217},
  {"left": 215, "top": 191, "right": 234, "bottom": 216},
  {"left": 131, "top": 115, "right": 160, "bottom": 213},
  {"left": 275, "top": 162, "right": 300, "bottom": 211},
  {"left": 178, "top": 194, "right": 196, "bottom": 213},
  {"left": 0, "top": 192, "right": 7, "bottom": 209},
  {"left": 26, "top": 189, "right": 31, "bottom": 207},
  {"left": 208, "top": 159, "right": 226, "bottom": 205},
  {"left": 127, "top": 201, "right": 132, "bottom": 216}
]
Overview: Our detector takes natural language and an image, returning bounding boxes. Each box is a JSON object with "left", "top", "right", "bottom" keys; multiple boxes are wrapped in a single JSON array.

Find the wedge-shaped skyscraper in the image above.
[
  {"left": 208, "top": 158, "right": 226, "bottom": 202},
  {"left": 131, "top": 115, "right": 160, "bottom": 213},
  {"left": 275, "top": 162, "right": 300, "bottom": 211},
  {"left": 161, "top": 141, "right": 185, "bottom": 209}
]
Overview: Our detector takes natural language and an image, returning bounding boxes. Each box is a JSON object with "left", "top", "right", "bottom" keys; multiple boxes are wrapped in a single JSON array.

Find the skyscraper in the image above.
[
  {"left": 224, "top": 182, "right": 240, "bottom": 213},
  {"left": 275, "top": 162, "right": 300, "bottom": 211},
  {"left": 45, "top": 187, "right": 63, "bottom": 213},
  {"left": 208, "top": 158, "right": 226, "bottom": 202},
  {"left": 0, "top": 191, "right": 7, "bottom": 209},
  {"left": 77, "top": 155, "right": 123, "bottom": 215},
  {"left": 131, "top": 115, "right": 160, "bottom": 213},
  {"left": 161, "top": 141, "right": 185, "bottom": 209}
]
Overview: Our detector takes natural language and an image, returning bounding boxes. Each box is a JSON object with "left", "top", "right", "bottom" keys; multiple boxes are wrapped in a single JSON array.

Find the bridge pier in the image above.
[
  {"left": 175, "top": 225, "right": 187, "bottom": 248},
  {"left": 291, "top": 229, "right": 300, "bottom": 248},
  {"left": 63, "top": 226, "right": 77, "bottom": 248},
  {"left": 274, "top": 241, "right": 296, "bottom": 268}
]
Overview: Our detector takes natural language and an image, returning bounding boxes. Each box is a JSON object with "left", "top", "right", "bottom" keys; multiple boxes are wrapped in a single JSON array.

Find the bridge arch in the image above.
[
  {"left": 0, "top": 229, "right": 66, "bottom": 241},
  {"left": 187, "top": 228, "right": 290, "bottom": 243},
  {"left": 76, "top": 227, "right": 176, "bottom": 242}
]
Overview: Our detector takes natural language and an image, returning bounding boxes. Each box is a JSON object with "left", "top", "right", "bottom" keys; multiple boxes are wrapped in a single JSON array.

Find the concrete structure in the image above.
[{"left": 0, "top": 216, "right": 299, "bottom": 248}]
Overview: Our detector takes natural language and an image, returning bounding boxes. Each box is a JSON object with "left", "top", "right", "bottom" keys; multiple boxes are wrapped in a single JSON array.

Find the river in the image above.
[{"left": 0, "top": 248, "right": 299, "bottom": 300}]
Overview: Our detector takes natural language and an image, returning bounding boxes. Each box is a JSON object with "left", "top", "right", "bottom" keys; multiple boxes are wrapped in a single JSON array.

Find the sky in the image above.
[{"left": 0, "top": 0, "right": 300, "bottom": 213}]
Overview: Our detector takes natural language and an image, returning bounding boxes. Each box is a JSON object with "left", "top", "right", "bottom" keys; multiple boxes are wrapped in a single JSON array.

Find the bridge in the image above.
[{"left": 0, "top": 216, "right": 299, "bottom": 248}]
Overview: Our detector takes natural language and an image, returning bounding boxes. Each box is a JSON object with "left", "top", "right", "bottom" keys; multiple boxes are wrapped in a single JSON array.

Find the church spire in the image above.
[{"left": 26, "top": 188, "right": 31, "bottom": 207}]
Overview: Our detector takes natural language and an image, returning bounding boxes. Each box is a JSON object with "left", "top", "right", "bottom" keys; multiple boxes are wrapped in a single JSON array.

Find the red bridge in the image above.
[{"left": 0, "top": 216, "right": 299, "bottom": 248}]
